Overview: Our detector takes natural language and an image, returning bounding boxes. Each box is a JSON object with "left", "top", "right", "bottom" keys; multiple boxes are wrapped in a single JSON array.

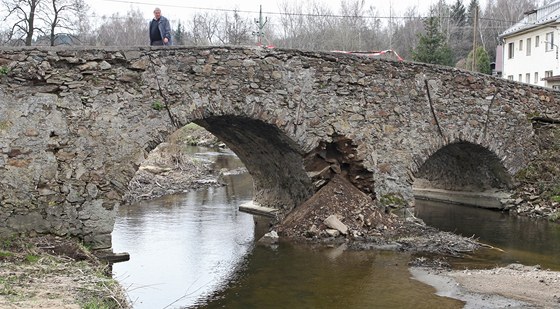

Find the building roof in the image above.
[
  {"left": 543, "top": 74, "right": 560, "bottom": 81},
  {"left": 499, "top": 1, "right": 560, "bottom": 39}
]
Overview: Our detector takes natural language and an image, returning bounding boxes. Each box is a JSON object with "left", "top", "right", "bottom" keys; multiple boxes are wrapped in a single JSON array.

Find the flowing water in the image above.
[
  {"left": 112, "top": 148, "right": 560, "bottom": 308},
  {"left": 415, "top": 200, "right": 560, "bottom": 270}
]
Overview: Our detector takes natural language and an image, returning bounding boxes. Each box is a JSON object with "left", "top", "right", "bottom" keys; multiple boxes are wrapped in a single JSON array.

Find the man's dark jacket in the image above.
[{"left": 149, "top": 16, "right": 172, "bottom": 45}]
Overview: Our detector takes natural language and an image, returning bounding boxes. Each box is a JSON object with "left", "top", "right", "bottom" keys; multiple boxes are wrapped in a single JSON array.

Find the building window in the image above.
[
  {"left": 525, "top": 73, "right": 530, "bottom": 83},
  {"left": 508, "top": 75, "right": 514, "bottom": 80},
  {"left": 545, "top": 70, "right": 553, "bottom": 78},
  {"left": 519, "top": 74, "right": 522, "bottom": 81},
  {"left": 536, "top": 35, "right": 540, "bottom": 47},
  {"left": 527, "top": 38, "right": 532, "bottom": 55},
  {"left": 508, "top": 42, "right": 514, "bottom": 58},
  {"left": 546, "top": 32, "right": 554, "bottom": 51},
  {"left": 519, "top": 39, "right": 523, "bottom": 51},
  {"left": 535, "top": 72, "right": 539, "bottom": 83}
]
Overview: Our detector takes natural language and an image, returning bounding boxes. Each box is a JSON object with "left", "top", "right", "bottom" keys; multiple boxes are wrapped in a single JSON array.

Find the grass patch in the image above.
[
  {"left": 0, "top": 234, "right": 17, "bottom": 250},
  {"left": 0, "top": 66, "right": 8, "bottom": 75},
  {"left": 82, "top": 299, "right": 115, "bottom": 309},
  {"left": 0, "top": 275, "right": 18, "bottom": 296},
  {"left": 0, "top": 251, "right": 14, "bottom": 258},
  {"left": 25, "top": 254, "right": 40, "bottom": 263},
  {"left": 151, "top": 100, "right": 164, "bottom": 111}
]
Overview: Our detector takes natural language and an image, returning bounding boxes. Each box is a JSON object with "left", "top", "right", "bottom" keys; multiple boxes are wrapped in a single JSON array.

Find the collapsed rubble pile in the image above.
[{"left": 275, "top": 175, "right": 481, "bottom": 255}]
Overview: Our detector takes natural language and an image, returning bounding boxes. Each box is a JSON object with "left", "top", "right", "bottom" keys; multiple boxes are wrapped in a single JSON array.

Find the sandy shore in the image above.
[{"left": 411, "top": 264, "right": 560, "bottom": 308}]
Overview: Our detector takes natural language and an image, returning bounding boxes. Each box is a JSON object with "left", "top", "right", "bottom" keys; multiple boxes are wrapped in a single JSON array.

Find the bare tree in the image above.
[
  {"left": 391, "top": 6, "right": 423, "bottom": 60},
  {"left": 479, "top": 0, "right": 537, "bottom": 59},
  {"left": 276, "top": 0, "right": 307, "bottom": 49},
  {"left": 219, "top": 9, "right": 252, "bottom": 45},
  {"left": 93, "top": 8, "right": 146, "bottom": 46},
  {"left": 2, "top": 0, "right": 45, "bottom": 45},
  {"left": 43, "top": 0, "right": 88, "bottom": 46}
]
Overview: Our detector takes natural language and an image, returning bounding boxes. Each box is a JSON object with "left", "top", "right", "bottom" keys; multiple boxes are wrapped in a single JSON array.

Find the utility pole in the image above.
[
  {"left": 472, "top": 5, "right": 478, "bottom": 71},
  {"left": 389, "top": 1, "right": 393, "bottom": 49},
  {"left": 253, "top": 5, "right": 268, "bottom": 46}
]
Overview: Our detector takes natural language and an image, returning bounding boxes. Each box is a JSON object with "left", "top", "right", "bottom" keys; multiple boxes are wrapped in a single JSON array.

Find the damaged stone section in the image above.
[
  {"left": 277, "top": 175, "right": 395, "bottom": 240},
  {"left": 304, "top": 135, "right": 375, "bottom": 197}
]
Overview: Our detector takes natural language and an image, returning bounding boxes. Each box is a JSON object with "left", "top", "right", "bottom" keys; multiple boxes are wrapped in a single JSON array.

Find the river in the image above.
[{"left": 112, "top": 147, "right": 560, "bottom": 308}]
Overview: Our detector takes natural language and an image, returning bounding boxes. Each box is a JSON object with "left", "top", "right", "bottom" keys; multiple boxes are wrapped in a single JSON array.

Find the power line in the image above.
[{"left": 98, "top": 0, "right": 525, "bottom": 25}]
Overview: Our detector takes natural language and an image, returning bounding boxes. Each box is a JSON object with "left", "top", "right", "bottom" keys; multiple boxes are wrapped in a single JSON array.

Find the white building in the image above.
[{"left": 499, "top": 1, "right": 560, "bottom": 89}]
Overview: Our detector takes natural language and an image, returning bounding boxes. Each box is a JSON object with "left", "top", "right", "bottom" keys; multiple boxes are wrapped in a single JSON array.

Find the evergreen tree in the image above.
[
  {"left": 412, "top": 16, "right": 453, "bottom": 66},
  {"left": 466, "top": 46, "right": 491, "bottom": 74},
  {"left": 450, "top": 0, "right": 467, "bottom": 26},
  {"left": 449, "top": 0, "right": 471, "bottom": 62},
  {"left": 174, "top": 20, "right": 186, "bottom": 45},
  {"left": 467, "top": 0, "right": 479, "bottom": 25}
]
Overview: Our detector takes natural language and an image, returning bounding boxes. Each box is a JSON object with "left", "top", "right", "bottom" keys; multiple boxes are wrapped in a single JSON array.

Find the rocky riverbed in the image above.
[{"left": 124, "top": 123, "right": 223, "bottom": 203}]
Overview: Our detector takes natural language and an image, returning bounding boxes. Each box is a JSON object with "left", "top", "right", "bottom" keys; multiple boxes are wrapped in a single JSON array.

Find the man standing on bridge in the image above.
[{"left": 149, "top": 7, "right": 172, "bottom": 46}]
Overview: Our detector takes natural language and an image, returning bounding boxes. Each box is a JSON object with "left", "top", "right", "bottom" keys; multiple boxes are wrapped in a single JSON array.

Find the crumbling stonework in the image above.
[{"left": 0, "top": 46, "right": 558, "bottom": 248}]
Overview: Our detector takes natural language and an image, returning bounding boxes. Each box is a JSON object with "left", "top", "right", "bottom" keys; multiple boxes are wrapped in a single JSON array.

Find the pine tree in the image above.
[
  {"left": 174, "top": 21, "right": 186, "bottom": 45},
  {"left": 450, "top": 0, "right": 467, "bottom": 26},
  {"left": 412, "top": 16, "right": 454, "bottom": 66},
  {"left": 466, "top": 46, "right": 491, "bottom": 74},
  {"left": 467, "top": 0, "right": 479, "bottom": 25}
]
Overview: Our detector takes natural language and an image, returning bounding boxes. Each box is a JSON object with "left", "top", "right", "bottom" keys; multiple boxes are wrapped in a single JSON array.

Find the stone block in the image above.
[{"left": 324, "top": 215, "right": 348, "bottom": 235}]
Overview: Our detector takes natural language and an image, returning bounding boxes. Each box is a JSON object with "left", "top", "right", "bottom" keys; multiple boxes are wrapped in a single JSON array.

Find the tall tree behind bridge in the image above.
[
  {"left": 1, "top": 0, "right": 88, "bottom": 46},
  {"left": 479, "top": 0, "right": 538, "bottom": 60},
  {"left": 276, "top": 0, "right": 312, "bottom": 49},
  {"left": 412, "top": 16, "right": 454, "bottom": 66},
  {"left": 174, "top": 20, "right": 186, "bottom": 45},
  {"left": 275, "top": 0, "right": 387, "bottom": 51},
  {"left": 448, "top": 0, "right": 472, "bottom": 64},
  {"left": 44, "top": 0, "right": 88, "bottom": 46},
  {"left": 92, "top": 8, "right": 147, "bottom": 46},
  {"left": 218, "top": 9, "right": 252, "bottom": 45},
  {"left": 391, "top": 6, "right": 423, "bottom": 60},
  {"left": 1, "top": 0, "right": 44, "bottom": 45}
]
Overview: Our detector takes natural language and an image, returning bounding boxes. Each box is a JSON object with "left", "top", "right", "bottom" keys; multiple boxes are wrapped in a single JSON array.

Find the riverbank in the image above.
[
  {"left": 0, "top": 235, "right": 129, "bottom": 309},
  {"left": 411, "top": 264, "right": 560, "bottom": 308},
  {"left": 124, "top": 123, "right": 222, "bottom": 203}
]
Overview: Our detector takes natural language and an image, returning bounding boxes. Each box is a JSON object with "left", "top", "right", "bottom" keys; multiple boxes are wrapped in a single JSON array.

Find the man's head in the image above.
[{"left": 153, "top": 7, "right": 161, "bottom": 19}]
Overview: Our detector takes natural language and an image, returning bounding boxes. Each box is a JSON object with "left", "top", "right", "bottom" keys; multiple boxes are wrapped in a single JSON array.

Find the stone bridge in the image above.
[{"left": 0, "top": 46, "right": 558, "bottom": 249}]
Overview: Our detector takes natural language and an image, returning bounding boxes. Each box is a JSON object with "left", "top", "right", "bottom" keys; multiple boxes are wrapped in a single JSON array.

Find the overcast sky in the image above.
[{"left": 88, "top": 0, "right": 479, "bottom": 22}]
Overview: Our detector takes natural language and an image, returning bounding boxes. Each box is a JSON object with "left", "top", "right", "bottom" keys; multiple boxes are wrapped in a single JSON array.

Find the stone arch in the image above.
[
  {"left": 194, "top": 115, "right": 314, "bottom": 211},
  {"left": 413, "top": 140, "right": 513, "bottom": 192}
]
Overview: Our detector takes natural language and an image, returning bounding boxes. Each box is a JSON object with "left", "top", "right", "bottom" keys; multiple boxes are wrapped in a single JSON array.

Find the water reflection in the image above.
[
  {"left": 112, "top": 149, "right": 255, "bottom": 309},
  {"left": 204, "top": 245, "right": 464, "bottom": 309},
  {"left": 415, "top": 200, "right": 560, "bottom": 270}
]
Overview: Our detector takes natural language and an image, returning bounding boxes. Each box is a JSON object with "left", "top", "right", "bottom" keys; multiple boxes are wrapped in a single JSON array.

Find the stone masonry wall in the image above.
[{"left": 0, "top": 46, "right": 558, "bottom": 248}]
